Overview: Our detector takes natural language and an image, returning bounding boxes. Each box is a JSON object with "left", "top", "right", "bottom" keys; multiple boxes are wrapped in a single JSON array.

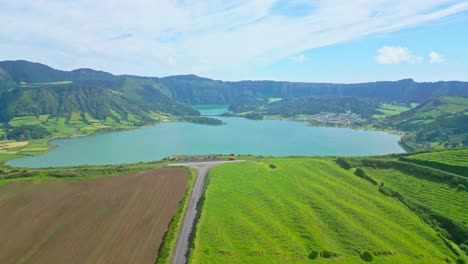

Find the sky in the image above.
[{"left": 1, "top": 0, "right": 467, "bottom": 83}]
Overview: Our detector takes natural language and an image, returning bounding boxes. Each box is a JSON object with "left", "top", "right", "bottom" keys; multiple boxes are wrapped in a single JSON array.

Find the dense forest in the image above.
[
  {"left": 257, "top": 97, "right": 381, "bottom": 118},
  {"left": 6, "top": 125, "right": 51, "bottom": 141}
]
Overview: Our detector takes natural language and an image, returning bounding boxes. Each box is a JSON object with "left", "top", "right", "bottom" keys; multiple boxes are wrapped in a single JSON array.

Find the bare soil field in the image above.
[{"left": 0, "top": 168, "right": 188, "bottom": 264}]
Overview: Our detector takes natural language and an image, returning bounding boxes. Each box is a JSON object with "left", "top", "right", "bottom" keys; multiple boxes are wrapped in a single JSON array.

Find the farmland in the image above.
[
  {"left": 364, "top": 167, "right": 467, "bottom": 225},
  {"left": 0, "top": 168, "right": 189, "bottom": 264},
  {"left": 189, "top": 158, "right": 459, "bottom": 263},
  {"left": 401, "top": 148, "right": 468, "bottom": 176},
  {"left": 404, "top": 148, "right": 468, "bottom": 167},
  {"left": 372, "top": 103, "right": 413, "bottom": 119}
]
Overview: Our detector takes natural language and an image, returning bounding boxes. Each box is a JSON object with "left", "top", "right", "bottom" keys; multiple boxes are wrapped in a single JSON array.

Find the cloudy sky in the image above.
[{"left": 1, "top": 0, "right": 467, "bottom": 82}]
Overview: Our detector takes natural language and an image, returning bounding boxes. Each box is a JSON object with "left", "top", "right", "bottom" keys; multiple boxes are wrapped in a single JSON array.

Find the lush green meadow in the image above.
[
  {"left": 364, "top": 167, "right": 467, "bottom": 226},
  {"left": 189, "top": 158, "right": 457, "bottom": 263},
  {"left": 402, "top": 148, "right": 468, "bottom": 176},
  {"left": 406, "top": 148, "right": 468, "bottom": 167},
  {"left": 372, "top": 103, "right": 413, "bottom": 119}
]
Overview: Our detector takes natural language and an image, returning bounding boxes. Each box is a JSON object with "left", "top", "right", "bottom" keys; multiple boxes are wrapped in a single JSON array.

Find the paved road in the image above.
[{"left": 169, "top": 160, "right": 235, "bottom": 264}]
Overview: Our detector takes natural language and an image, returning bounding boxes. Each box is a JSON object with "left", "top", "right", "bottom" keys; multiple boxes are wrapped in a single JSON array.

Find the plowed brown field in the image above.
[{"left": 0, "top": 168, "right": 188, "bottom": 264}]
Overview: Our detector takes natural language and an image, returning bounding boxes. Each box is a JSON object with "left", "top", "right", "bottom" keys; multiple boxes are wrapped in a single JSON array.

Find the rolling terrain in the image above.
[
  {"left": 0, "top": 168, "right": 189, "bottom": 264},
  {"left": 379, "top": 96, "right": 468, "bottom": 151},
  {"left": 1, "top": 60, "right": 467, "bottom": 155},
  {"left": 1, "top": 60, "right": 468, "bottom": 122},
  {"left": 189, "top": 150, "right": 467, "bottom": 263},
  {"left": 401, "top": 148, "right": 468, "bottom": 177}
]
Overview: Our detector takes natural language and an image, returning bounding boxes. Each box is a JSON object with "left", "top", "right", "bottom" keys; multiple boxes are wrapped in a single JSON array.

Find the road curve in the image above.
[{"left": 169, "top": 160, "right": 235, "bottom": 264}]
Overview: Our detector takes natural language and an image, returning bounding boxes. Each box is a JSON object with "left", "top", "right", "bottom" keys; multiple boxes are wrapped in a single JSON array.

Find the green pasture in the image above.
[{"left": 189, "top": 158, "right": 456, "bottom": 263}]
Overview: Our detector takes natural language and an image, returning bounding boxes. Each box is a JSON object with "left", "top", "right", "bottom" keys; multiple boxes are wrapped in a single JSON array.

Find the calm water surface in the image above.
[{"left": 8, "top": 106, "right": 405, "bottom": 168}]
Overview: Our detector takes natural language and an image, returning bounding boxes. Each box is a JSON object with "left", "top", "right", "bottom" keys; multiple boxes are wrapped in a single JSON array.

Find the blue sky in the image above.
[{"left": 1, "top": 0, "right": 467, "bottom": 82}]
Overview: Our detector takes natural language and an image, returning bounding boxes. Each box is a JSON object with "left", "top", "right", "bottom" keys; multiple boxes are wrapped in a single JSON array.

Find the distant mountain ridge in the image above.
[
  {"left": 0, "top": 60, "right": 198, "bottom": 124},
  {"left": 1, "top": 59, "right": 467, "bottom": 124}
]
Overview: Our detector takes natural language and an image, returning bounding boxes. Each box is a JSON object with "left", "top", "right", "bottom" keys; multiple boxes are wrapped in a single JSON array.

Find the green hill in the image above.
[
  {"left": 401, "top": 148, "right": 468, "bottom": 177},
  {"left": 257, "top": 96, "right": 381, "bottom": 118},
  {"left": 189, "top": 157, "right": 465, "bottom": 263},
  {"left": 0, "top": 61, "right": 198, "bottom": 127},
  {"left": 168, "top": 78, "right": 468, "bottom": 105},
  {"left": 1, "top": 60, "right": 467, "bottom": 151},
  {"left": 379, "top": 97, "right": 468, "bottom": 151}
]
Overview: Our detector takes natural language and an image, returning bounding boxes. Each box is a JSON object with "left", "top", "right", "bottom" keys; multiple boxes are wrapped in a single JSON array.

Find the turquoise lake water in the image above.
[{"left": 8, "top": 106, "right": 405, "bottom": 168}]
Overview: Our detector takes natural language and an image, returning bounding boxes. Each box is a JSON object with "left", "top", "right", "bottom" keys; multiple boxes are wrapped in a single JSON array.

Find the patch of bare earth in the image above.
[{"left": 0, "top": 169, "right": 188, "bottom": 264}]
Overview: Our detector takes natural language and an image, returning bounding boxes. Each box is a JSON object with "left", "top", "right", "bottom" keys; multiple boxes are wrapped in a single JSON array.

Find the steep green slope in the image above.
[
  {"left": 161, "top": 75, "right": 238, "bottom": 104},
  {"left": 189, "top": 158, "right": 458, "bottom": 263},
  {"left": 401, "top": 148, "right": 468, "bottom": 176},
  {"left": 120, "top": 76, "right": 197, "bottom": 116},
  {"left": 336, "top": 150, "right": 468, "bottom": 258},
  {"left": 365, "top": 168, "right": 466, "bottom": 226},
  {"left": 383, "top": 97, "right": 468, "bottom": 131},
  {"left": 0, "top": 60, "right": 116, "bottom": 83},
  {"left": 0, "top": 67, "right": 15, "bottom": 96},
  {"left": 380, "top": 97, "right": 468, "bottom": 151},
  {"left": 0, "top": 61, "right": 198, "bottom": 126},
  {"left": 258, "top": 96, "right": 381, "bottom": 118},
  {"left": 2, "top": 60, "right": 468, "bottom": 119},
  {"left": 1, "top": 60, "right": 467, "bottom": 152},
  {"left": 0, "top": 85, "right": 150, "bottom": 123},
  {"left": 167, "top": 77, "right": 468, "bottom": 104}
]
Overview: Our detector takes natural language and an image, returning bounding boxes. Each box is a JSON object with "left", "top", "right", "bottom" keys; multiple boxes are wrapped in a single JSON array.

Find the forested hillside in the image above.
[
  {"left": 0, "top": 61, "right": 198, "bottom": 126},
  {"left": 257, "top": 97, "right": 381, "bottom": 118},
  {"left": 1, "top": 60, "right": 467, "bottom": 151},
  {"left": 379, "top": 97, "right": 468, "bottom": 151},
  {"left": 167, "top": 77, "right": 468, "bottom": 104},
  {"left": 2, "top": 60, "right": 467, "bottom": 111}
]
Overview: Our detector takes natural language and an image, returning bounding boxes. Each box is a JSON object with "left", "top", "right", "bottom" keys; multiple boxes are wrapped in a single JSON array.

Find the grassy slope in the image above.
[
  {"left": 189, "top": 158, "right": 456, "bottom": 263},
  {"left": 407, "top": 149, "right": 468, "bottom": 167},
  {"left": 365, "top": 168, "right": 467, "bottom": 226},
  {"left": 402, "top": 148, "right": 468, "bottom": 177},
  {"left": 372, "top": 103, "right": 412, "bottom": 119},
  {"left": 382, "top": 96, "right": 468, "bottom": 151}
]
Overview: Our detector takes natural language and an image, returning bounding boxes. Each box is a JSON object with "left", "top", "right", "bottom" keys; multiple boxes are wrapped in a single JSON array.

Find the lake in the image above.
[{"left": 8, "top": 106, "right": 405, "bottom": 168}]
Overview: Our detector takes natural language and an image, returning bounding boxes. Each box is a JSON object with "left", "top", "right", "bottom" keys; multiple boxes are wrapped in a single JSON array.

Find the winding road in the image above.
[{"left": 169, "top": 160, "right": 236, "bottom": 264}]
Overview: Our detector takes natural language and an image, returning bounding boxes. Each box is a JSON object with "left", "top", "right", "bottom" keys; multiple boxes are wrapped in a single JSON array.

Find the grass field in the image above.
[
  {"left": 364, "top": 167, "right": 467, "bottom": 225},
  {"left": 189, "top": 158, "right": 456, "bottom": 263},
  {"left": 373, "top": 103, "right": 413, "bottom": 119},
  {"left": 402, "top": 148, "right": 468, "bottom": 176},
  {"left": 0, "top": 168, "right": 188, "bottom": 264}
]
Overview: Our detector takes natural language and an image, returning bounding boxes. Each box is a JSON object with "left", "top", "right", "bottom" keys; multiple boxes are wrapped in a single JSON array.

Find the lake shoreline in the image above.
[{"left": 7, "top": 114, "right": 405, "bottom": 168}]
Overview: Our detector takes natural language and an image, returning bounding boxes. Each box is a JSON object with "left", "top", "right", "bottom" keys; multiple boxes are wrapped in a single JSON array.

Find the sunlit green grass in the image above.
[
  {"left": 373, "top": 103, "right": 412, "bottom": 119},
  {"left": 189, "top": 158, "right": 455, "bottom": 263},
  {"left": 365, "top": 168, "right": 467, "bottom": 225},
  {"left": 406, "top": 148, "right": 468, "bottom": 168}
]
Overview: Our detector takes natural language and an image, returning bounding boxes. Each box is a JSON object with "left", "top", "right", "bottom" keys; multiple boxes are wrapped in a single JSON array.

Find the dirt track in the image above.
[{"left": 0, "top": 169, "right": 188, "bottom": 264}]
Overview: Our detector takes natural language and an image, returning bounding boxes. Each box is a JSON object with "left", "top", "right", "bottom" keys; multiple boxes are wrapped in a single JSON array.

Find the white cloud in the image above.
[
  {"left": 291, "top": 54, "right": 306, "bottom": 63},
  {"left": 375, "top": 46, "right": 422, "bottom": 64},
  {"left": 0, "top": 0, "right": 467, "bottom": 79},
  {"left": 429, "top": 51, "right": 444, "bottom": 64}
]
